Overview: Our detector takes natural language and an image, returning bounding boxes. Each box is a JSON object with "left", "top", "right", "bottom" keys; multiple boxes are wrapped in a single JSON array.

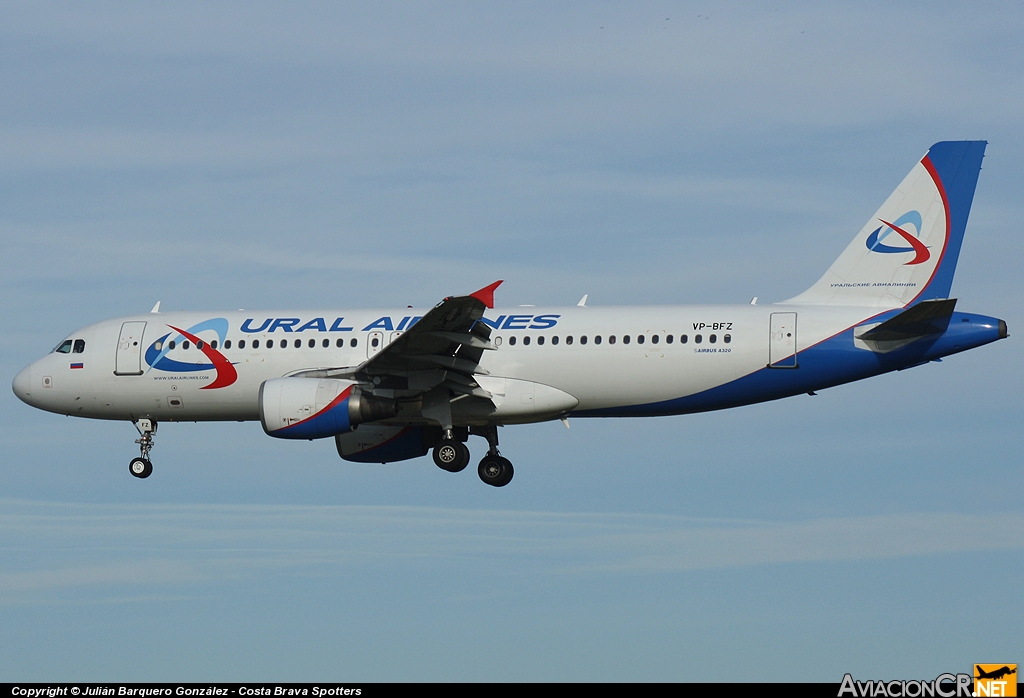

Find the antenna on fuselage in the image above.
[
  {"left": 577, "top": 294, "right": 588, "bottom": 307},
  {"left": 749, "top": 297, "right": 758, "bottom": 305},
  {"left": 150, "top": 301, "right": 161, "bottom": 314}
]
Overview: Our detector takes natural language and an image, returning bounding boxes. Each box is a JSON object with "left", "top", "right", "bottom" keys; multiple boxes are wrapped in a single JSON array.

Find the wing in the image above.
[{"left": 296, "top": 280, "right": 503, "bottom": 402}]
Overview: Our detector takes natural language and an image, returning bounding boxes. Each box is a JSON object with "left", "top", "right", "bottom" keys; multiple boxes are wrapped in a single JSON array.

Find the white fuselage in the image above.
[{"left": 15, "top": 303, "right": 886, "bottom": 424}]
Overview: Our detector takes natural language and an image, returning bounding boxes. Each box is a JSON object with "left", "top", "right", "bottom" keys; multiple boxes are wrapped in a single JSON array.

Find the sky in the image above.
[{"left": 1, "top": 0, "right": 1022, "bottom": 682}]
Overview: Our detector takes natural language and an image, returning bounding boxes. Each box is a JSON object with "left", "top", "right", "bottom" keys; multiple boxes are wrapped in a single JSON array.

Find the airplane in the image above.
[
  {"left": 975, "top": 666, "right": 1016, "bottom": 681},
  {"left": 12, "top": 141, "right": 1007, "bottom": 487}
]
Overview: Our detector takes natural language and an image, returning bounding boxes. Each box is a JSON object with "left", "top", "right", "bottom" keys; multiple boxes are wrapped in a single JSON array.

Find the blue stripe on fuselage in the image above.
[{"left": 573, "top": 312, "right": 1003, "bottom": 418}]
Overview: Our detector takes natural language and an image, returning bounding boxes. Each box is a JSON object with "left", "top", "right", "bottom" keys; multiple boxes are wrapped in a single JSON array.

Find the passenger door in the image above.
[
  {"left": 769, "top": 312, "right": 798, "bottom": 368},
  {"left": 115, "top": 321, "right": 147, "bottom": 375}
]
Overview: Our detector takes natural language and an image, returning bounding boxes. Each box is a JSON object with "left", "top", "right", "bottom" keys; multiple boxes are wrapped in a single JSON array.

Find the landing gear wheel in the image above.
[
  {"left": 433, "top": 439, "right": 470, "bottom": 472},
  {"left": 129, "top": 457, "right": 153, "bottom": 479},
  {"left": 478, "top": 455, "right": 513, "bottom": 487}
]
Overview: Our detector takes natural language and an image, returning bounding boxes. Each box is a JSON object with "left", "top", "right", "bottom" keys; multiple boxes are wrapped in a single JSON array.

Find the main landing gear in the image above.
[
  {"left": 129, "top": 418, "right": 156, "bottom": 479},
  {"left": 478, "top": 454, "right": 513, "bottom": 488},
  {"left": 432, "top": 432, "right": 471, "bottom": 472},
  {"left": 432, "top": 425, "right": 513, "bottom": 487}
]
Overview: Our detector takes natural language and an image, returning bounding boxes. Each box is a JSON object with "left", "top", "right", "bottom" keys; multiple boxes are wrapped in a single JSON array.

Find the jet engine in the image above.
[
  {"left": 260, "top": 377, "right": 397, "bottom": 440},
  {"left": 336, "top": 425, "right": 439, "bottom": 463}
]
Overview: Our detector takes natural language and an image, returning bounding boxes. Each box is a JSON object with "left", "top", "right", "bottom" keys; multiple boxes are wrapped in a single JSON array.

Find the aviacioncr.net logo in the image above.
[
  {"left": 144, "top": 318, "right": 238, "bottom": 390},
  {"left": 839, "top": 673, "right": 973, "bottom": 698},
  {"left": 865, "top": 210, "right": 931, "bottom": 266}
]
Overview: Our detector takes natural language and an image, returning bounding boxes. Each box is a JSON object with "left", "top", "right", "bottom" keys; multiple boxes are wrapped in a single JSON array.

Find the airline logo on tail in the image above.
[
  {"left": 865, "top": 211, "right": 931, "bottom": 265},
  {"left": 144, "top": 318, "right": 238, "bottom": 389}
]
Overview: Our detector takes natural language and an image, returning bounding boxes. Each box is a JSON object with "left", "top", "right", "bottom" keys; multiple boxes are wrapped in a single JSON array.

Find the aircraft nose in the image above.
[{"left": 12, "top": 365, "right": 33, "bottom": 405}]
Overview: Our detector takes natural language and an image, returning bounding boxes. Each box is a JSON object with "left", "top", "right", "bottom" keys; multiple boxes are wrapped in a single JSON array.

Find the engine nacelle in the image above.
[
  {"left": 260, "top": 377, "right": 397, "bottom": 440},
  {"left": 336, "top": 425, "right": 439, "bottom": 463}
]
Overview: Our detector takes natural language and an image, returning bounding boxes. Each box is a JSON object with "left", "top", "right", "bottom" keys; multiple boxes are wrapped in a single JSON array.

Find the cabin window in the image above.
[
  {"left": 523, "top": 336, "right": 531, "bottom": 346},
  {"left": 237, "top": 340, "right": 245, "bottom": 349},
  {"left": 695, "top": 335, "right": 702, "bottom": 344},
  {"left": 608, "top": 335, "right": 616, "bottom": 344},
  {"left": 183, "top": 341, "right": 190, "bottom": 350},
  {"left": 710, "top": 334, "right": 717, "bottom": 344},
  {"left": 168, "top": 340, "right": 176, "bottom": 350},
  {"left": 623, "top": 335, "right": 630, "bottom": 344},
  {"left": 680, "top": 335, "right": 688, "bottom": 344},
  {"left": 73, "top": 339, "right": 86, "bottom": 353},
  {"left": 253, "top": 340, "right": 261, "bottom": 349},
  {"left": 320, "top": 339, "right": 327, "bottom": 348},
  {"left": 211, "top": 340, "right": 219, "bottom": 349},
  {"left": 267, "top": 340, "right": 274, "bottom": 348},
  {"left": 566, "top": 336, "right": 573, "bottom": 345},
  {"left": 224, "top": 340, "right": 232, "bottom": 349},
  {"left": 580, "top": 336, "right": 588, "bottom": 345},
  {"left": 651, "top": 335, "right": 659, "bottom": 345},
  {"left": 594, "top": 335, "right": 602, "bottom": 345},
  {"left": 637, "top": 335, "right": 645, "bottom": 345},
  {"left": 551, "top": 336, "right": 559, "bottom": 345},
  {"left": 509, "top": 336, "right": 517, "bottom": 346},
  {"left": 197, "top": 340, "right": 205, "bottom": 350},
  {"left": 724, "top": 334, "right": 731, "bottom": 344},
  {"left": 537, "top": 336, "right": 545, "bottom": 345},
  {"left": 350, "top": 338, "right": 358, "bottom": 348},
  {"left": 666, "top": 335, "right": 673, "bottom": 344}
]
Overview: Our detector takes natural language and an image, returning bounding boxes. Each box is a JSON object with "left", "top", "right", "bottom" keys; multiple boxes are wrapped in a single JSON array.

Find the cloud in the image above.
[{"left": 3, "top": 501, "right": 1021, "bottom": 603}]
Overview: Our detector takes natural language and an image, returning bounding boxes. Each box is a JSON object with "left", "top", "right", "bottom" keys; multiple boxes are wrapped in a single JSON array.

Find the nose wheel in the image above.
[
  {"left": 130, "top": 418, "right": 157, "bottom": 479},
  {"left": 129, "top": 457, "right": 153, "bottom": 479}
]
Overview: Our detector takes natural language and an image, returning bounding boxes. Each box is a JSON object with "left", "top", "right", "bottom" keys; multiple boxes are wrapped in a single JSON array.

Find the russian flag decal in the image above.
[{"left": 70, "top": 363, "right": 84, "bottom": 369}]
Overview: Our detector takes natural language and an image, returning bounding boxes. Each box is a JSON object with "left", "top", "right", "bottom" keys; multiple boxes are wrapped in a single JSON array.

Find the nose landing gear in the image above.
[{"left": 129, "top": 418, "right": 156, "bottom": 479}]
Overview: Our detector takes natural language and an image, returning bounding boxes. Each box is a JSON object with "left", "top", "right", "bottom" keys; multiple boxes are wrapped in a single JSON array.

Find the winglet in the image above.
[{"left": 470, "top": 280, "right": 503, "bottom": 309}]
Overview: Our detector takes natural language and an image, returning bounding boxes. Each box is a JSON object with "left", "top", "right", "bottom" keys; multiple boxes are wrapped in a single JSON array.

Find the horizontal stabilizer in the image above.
[{"left": 856, "top": 299, "right": 957, "bottom": 342}]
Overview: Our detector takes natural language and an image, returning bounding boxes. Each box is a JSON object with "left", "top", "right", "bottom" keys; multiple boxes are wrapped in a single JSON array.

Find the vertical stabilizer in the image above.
[{"left": 785, "top": 141, "right": 986, "bottom": 307}]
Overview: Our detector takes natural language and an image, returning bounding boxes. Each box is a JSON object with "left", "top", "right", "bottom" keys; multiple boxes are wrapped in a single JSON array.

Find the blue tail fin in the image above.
[{"left": 919, "top": 141, "right": 987, "bottom": 302}]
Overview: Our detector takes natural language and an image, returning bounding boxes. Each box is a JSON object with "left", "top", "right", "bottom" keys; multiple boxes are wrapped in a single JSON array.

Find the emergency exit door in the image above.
[{"left": 366, "top": 331, "right": 384, "bottom": 358}]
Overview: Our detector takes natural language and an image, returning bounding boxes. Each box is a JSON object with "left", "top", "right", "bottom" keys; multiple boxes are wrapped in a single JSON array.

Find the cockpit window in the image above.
[
  {"left": 54, "top": 340, "right": 73, "bottom": 354},
  {"left": 73, "top": 339, "right": 86, "bottom": 354}
]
